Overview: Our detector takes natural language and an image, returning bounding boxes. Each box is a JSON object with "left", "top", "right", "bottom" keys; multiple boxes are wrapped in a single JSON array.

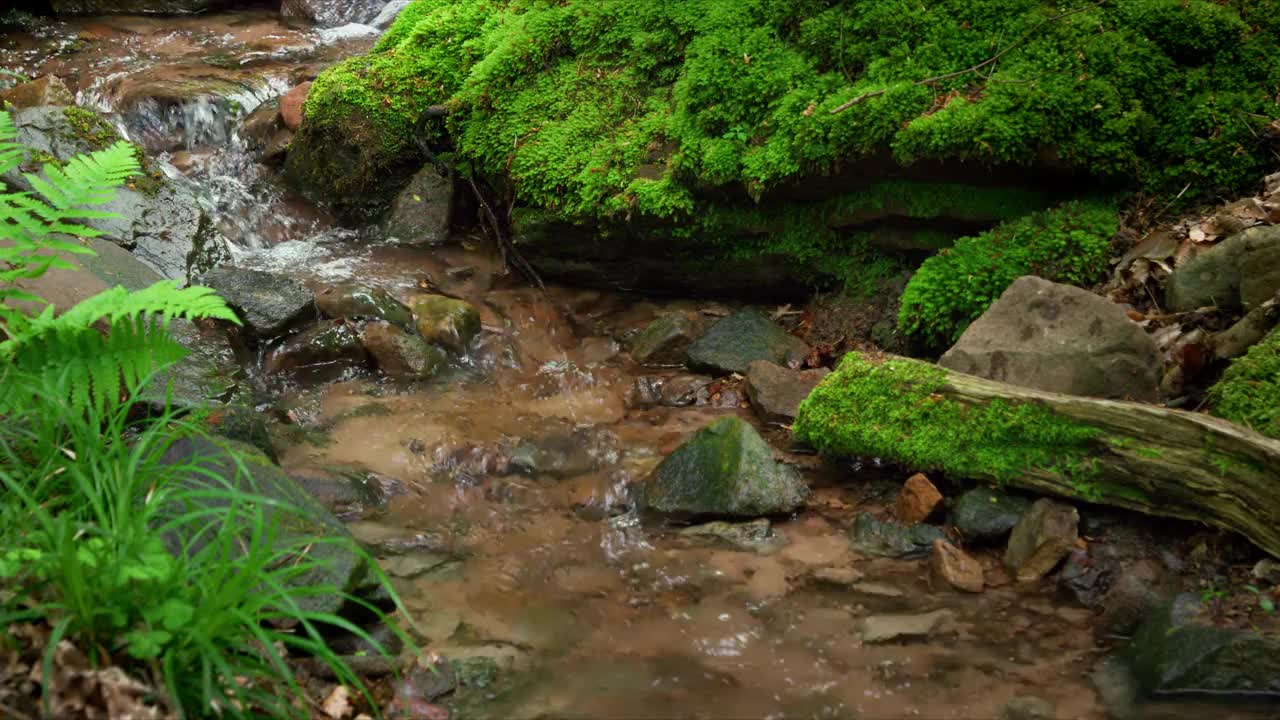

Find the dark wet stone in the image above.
[
  {"left": 264, "top": 320, "right": 368, "bottom": 382},
  {"left": 150, "top": 319, "right": 242, "bottom": 409},
  {"left": 627, "top": 373, "right": 713, "bottom": 408},
  {"left": 316, "top": 283, "right": 415, "bottom": 330},
  {"left": 509, "top": 425, "right": 615, "bottom": 479},
  {"left": 640, "top": 416, "right": 808, "bottom": 518},
  {"left": 412, "top": 294, "right": 481, "bottom": 354},
  {"left": 359, "top": 321, "right": 448, "bottom": 380},
  {"left": 385, "top": 166, "right": 454, "bottom": 245},
  {"left": 951, "top": 487, "right": 1033, "bottom": 541},
  {"left": 1002, "top": 696, "right": 1056, "bottom": 720},
  {"left": 281, "top": 0, "right": 387, "bottom": 28},
  {"left": 744, "top": 360, "right": 829, "bottom": 423},
  {"left": 849, "top": 513, "right": 945, "bottom": 559},
  {"left": 197, "top": 265, "right": 315, "bottom": 337},
  {"left": 677, "top": 518, "right": 786, "bottom": 554},
  {"left": 327, "top": 620, "right": 405, "bottom": 657},
  {"left": 288, "top": 462, "right": 404, "bottom": 521},
  {"left": 629, "top": 311, "right": 706, "bottom": 366},
  {"left": 157, "top": 436, "right": 376, "bottom": 616},
  {"left": 686, "top": 311, "right": 810, "bottom": 375},
  {"left": 7, "top": 106, "right": 230, "bottom": 281},
  {"left": 1128, "top": 593, "right": 1280, "bottom": 694},
  {"left": 204, "top": 399, "right": 274, "bottom": 461}
]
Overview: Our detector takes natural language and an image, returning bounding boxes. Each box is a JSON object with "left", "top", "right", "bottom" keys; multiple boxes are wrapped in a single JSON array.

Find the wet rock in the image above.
[
  {"left": 347, "top": 520, "right": 450, "bottom": 556},
  {"left": 288, "top": 462, "right": 403, "bottom": 521},
  {"left": 509, "top": 425, "right": 616, "bottom": 479},
  {"left": 940, "top": 276, "right": 1160, "bottom": 401},
  {"left": 629, "top": 312, "right": 707, "bottom": 366},
  {"left": 7, "top": 106, "right": 230, "bottom": 281},
  {"left": 386, "top": 167, "right": 454, "bottom": 245},
  {"left": 196, "top": 266, "right": 315, "bottom": 337},
  {"left": 1089, "top": 656, "right": 1139, "bottom": 720},
  {"left": 849, "top": 512, "right": 945, "bottom": 559},
  {"left": 316, "top": 282, "right": 415, "bottom": 330},
  {"left": 686, "top": 311, "right": 810, "bottom": 375},
  {"left": 1002, "top": 696, "right": 1056, "bottom": 720},
  {"left": 0, "top": 75, "right": 75, "bottom": 110},
  {"left": 1253, "top": 558, "right": 1280, "bottom": 585},
  {"left": 264, "top": 321, "right": 368, "bottom": 382},
  {"left": 49, "top": 0, "right": 233, "bottom": 13},
  {"left": 849, "top": 582, "right": 905, "bottom": 599},
  {"left": 744, "top": 360, "right": 829, "bottom": 423},
  {"left": 1128, "top": 593, "right": 1280, "bottom": 694},
  {"left": 678, "top": 518, "right": 786, "bottom": 554},
  {"left": 452, "top": 656, "right": 500, "bottom": 689},
  {"left": 1167, "top": 226, "right": 1280, "bottom": 312},
  {"left": 158, "top": 436, "right": 376, "bottom": 615},
  {"left": 412, "top": 295, "right": 481, "bottom": 354},
  {"left": 239, "top": 99, "right": 292, "bottom": 165},
  {"left": 640, "top": 416, "right": 809, "bottom": 518},
  {"left": 360, "top": 322, "right": 448, "bottom": 380},
  {"left": 379, "top": 552, "right": 453, "bottom": 579},
  {"left": 930, "top": 539, "right": 984, "bottom": 593},
  {"left": 1004, "top": 499, "right": 1079, "bottom": 582},
  {"left": 893, "top": 472, "right": 942, "bottom": 524},
  {"left": 281, "top": 0, "right": 387, "bottom": 28},
  {"left": 951, "top": 487, "right": 1032, "bottom": 541},
  {"left": 627, "top": 374, "right": 713, "bottom": 408},
  {"left": 394, "top": 656, "right": 457, "bottom": 705},
  {"left": 861, "top": 609, "right": 955, "bottom": 644},
  {"left": 279, "top": 81, "right": 310, "bottom": 131},
  {"left": 370, "top": 0, "right": 412, "bottom": 29},
  {"left": 1097, "top": 559, "right": 1174, "bottom": 635},
  {"left": 811, "top": 566, "right": 864, "bottom": 587},
  {"left": 204, "top": 399, "right": 273, "bottom": 460}
]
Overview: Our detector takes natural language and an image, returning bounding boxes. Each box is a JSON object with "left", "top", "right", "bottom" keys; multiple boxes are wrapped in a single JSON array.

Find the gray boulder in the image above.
[
  {"left": 640, "top": 416, "right": 808, "bottom": 518},
  {"left": 281, "top": 0, "right": 388, "bottom": 27},
  {"left": 744, "top": 360, "right": 829, "bottom": 423},
  {"left": 951, "top": 487, "right": 1032, "bottom": 541},
  {"left": 1128, "top": 593, "right": 1280, "bottom": 694},
  {"left": 849, "top": 512, "right": 945, "bottom": 559},
  {"left": 196, "top": 266, "right": 315, "bottom": 337},
  {"left": 940, "top": 276, "right": 1160, "bottom": 401},
  {"left": 384, "top": 166, "right": 454, "bottom": 245},
  {"left": 6, "top": 106, "right": 229, "bottom": 281},
  {"left": 1166, "top": 226, "right": 1280, "bottom": 312},
  {"left": 158, "top": 436, "right": 379, "bottom": 615},
  {"left": 686, "top": 311, "right": 809, "bottom": 375}
]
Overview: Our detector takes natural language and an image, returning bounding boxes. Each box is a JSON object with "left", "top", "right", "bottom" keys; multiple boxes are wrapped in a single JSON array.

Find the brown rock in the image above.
[
  {"left": 894, "top": 473, "right": 942, "bottom": 524},
  {"left": 744, "top": 360, "right": 830, "bottom": 423},
  {"left": 930, "top": 539, "right": 984, "bottom": 593},
  {"left": 0, "top": 75, "right": 75, "bottom": 110},
  {"left": 1004, "top": 499, "right": 1079, "bottom": 582},
  {"left": 280, "top": 81, "right": 312, "bottom": 131}
]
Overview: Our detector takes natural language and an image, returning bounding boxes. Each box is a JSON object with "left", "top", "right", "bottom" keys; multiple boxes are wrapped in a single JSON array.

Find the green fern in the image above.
[{"left": 0, "top": 108, "right": 240, "bottom": 414}]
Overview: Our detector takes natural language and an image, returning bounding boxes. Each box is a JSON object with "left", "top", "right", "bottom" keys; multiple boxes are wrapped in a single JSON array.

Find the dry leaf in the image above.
[
  {"left": 1188, "top": 226, "right": 1207, "bottom": 242},
  {"left": 322, "top": 685, "right": 353, "bottom": 720}
]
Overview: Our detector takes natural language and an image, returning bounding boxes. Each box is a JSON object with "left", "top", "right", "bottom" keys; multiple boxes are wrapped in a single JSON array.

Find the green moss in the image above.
[
  {"left": 1209, "top": 328, "right": 1280, "bottom": 439},
  {"left": 896, "top": 199, "right": 1118, "bottom": 349},
  {"left": 793, "top": 352, "right": 1102, "bottom": 483},
  {"left": 56, "top": 108, "right": 164, "bottom": 197}
]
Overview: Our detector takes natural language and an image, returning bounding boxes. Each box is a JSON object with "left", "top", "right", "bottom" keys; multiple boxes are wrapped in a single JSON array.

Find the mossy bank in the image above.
[{"left": 288, "top": 0, "right": 1280, "bottom": 293}]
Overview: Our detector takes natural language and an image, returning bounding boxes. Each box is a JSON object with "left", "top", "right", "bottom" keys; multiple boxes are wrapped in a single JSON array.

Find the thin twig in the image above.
[
  {"left": 830, "top": 0, "right": 1108, "bottom": 114},
  {"left": 464, "top": 175, "right": 546, "bottom": 292}
]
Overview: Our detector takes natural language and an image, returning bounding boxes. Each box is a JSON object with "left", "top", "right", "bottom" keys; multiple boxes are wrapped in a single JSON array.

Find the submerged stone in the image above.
[
  {"left": 1127, "top": 593, "right": 1280, "bottom": 695},
  {"left": 640, "top": 416, "right": 808, "bottom": 518},
  {"left": 861, "top": 609, "right": 955, "bottom": 644},
  {"left": 677, "top": 518, "right": 786, "bottom": 553},
  {"left": 412, "top": 294, "right": 481, "bottom": 354},
  {"left": 360, "top": 321, "right": 448, "bottom": 380},
  {"left": 686, "top": 311, "right": 810, "bottom": 375},
  {"left": 849, "top": 512, "right": 945, "bottom": 559}
]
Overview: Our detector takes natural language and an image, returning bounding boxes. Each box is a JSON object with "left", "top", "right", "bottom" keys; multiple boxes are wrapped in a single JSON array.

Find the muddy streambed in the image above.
[{"left": 1, "top": 8, "right": 1275, "bottom": 720}]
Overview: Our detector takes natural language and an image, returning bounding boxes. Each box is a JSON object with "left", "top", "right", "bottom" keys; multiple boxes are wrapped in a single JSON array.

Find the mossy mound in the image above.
[
  {"left": 1209, "top": 326, "right": 1280, "bottom": 439},
  {"left": 793, "top": 352, "right": 1101, "bottom": 482},
  {"left": 292, "top": 0, "right": 1279, "bottom": 287}
]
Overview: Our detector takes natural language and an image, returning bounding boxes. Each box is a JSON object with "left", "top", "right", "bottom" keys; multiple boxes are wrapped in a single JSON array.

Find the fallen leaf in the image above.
[{"left": 322, "top": 685, "right": 353, "bottom": 720}]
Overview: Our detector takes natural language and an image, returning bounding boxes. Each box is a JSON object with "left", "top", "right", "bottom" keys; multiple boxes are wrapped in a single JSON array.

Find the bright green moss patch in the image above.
[
  {"left": 1209, "top": 327, "right": 1280, "bottom": 439},
  {"left": 793, "top": 352, "right": 1102, "bottom": 483},
  {"left": 896, "top": 199, "right": 1118, "bottom": 349}
]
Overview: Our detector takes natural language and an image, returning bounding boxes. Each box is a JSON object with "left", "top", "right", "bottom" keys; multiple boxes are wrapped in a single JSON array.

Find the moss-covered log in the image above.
[{"left": 794, "top": 352, "right": 1280, "bottom": 557}]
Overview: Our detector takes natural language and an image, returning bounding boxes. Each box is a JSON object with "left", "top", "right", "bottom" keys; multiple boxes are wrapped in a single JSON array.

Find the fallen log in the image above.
[{"left": 794, "top": 351, "right": 1280, "bottom": 557}]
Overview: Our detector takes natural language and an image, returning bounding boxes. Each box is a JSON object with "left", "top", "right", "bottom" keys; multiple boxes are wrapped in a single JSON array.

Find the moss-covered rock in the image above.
[
  {"left": 686, "top": 310, "right": 809, "bottom": 375},
  {"left": 411, "top": 294, "right": 481, "bottom": 353},
  {"left": 640, "top": 416, "right": 808, "bottom": 518},
  {"left": 1209, "top": 325, "right": 1280, "bottom": 439},
  {"left": 292, "top": 0, "right": 1278, "bottom": 286}
]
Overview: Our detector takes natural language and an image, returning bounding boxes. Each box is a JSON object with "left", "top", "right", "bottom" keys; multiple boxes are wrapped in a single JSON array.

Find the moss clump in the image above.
[
  {"left": 303, "top": 0, "right": 1278, "bottom": 219},
  {"left": 896, "top": 199, "right": 1118, "bottom": 349},
  {"left": 793, "top": 352, "right": 1102, "bottom": 483},
  {"left": 1209, "top": 326, "right": 1280, "bottom": 439},
  {"left": 56, "top": 107, "right": 164, "bottom": 197}
]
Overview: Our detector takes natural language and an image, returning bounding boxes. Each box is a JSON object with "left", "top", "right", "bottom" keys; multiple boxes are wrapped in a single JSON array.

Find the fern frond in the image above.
[
  {"left": 23, "top": 141, "right": 140, "bottom": 213},
  {"left": 0, "top": 315, "right": 185, "bottom": 414},
  {"left": 54, "top": 282, "right": 241, "bottom": 329},
  {"left": 0, "top": 111, "right": 21, "bottom": 176}
]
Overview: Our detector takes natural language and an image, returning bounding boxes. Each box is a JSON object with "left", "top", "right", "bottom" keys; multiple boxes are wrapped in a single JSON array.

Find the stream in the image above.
[{"left": 1, "top": 7, "right": 1275, "bottom": 720}]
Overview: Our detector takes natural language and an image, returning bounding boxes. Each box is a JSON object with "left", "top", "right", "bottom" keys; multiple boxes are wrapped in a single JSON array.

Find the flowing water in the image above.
[{"left": 2, "top": 9, "right": 1275, "bottom": 719}]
